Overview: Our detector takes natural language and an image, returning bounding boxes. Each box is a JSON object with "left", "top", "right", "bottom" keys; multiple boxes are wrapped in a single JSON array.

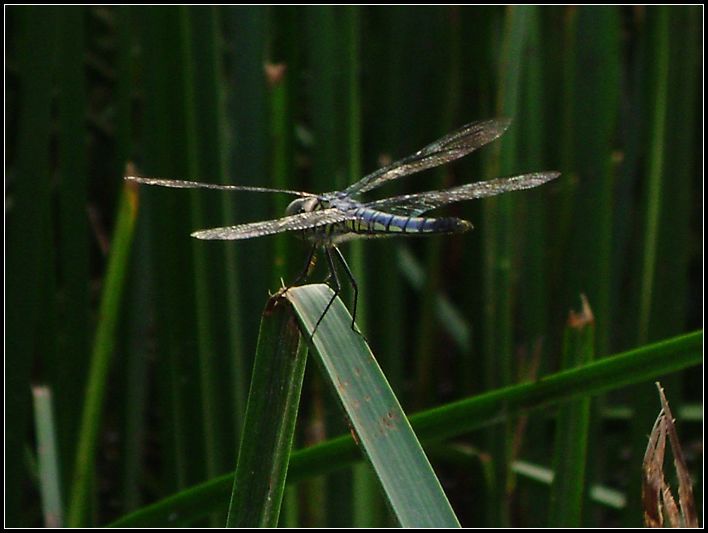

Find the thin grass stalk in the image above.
[
  {"left": 567, "top": 8, "right": 621, "bottom": 527},
  {"left": 225, "top": 6, "right": 271, "bottom": 363},
  {"left": 650, "top": 6, "right": 699, "bottom": 339},
  {"left": 6, "top": 7, "right": 56, "bottom": 526},
  {"left": 67, "top": 182, "right": 139, "bottom": 526},
  {"left": 139, "top": 8, "right": 196, "bottom": 493},
  {"left": 625, "top": 8, "right": 677, "bottom": 525},
  {"left": 551, "top": 7, "right": 577, "bottom": 298},
  {"left": 548, "top": 296, "right": 595, "bottom": 525},
  {"left": 484, "top": 6, "right": 533, "bottom": 526},
  {"left": 177, "top": 7, "right": 223, "bottom": 493},
  {"left": 396, "top": 246, "right": 471, "bottom": 351},
  {"left": 195, "top": 7, "right": 249, "bottom": 448},
  {"left": 636, "top": 7, "right": 669, "bottom": 346},
  {"left": 189, "top": 6, "right": 238, "bottom": 474},
  {"left": 514, "top": 10, "right": 550, "bottom": 525},
  {"left": 642, "top": 7, "right": 701, "bottom": 451},
  {"left": 572, "top": 7, "right": 620, "bottom": 357},
  {"left": 516, "top": 10, "right": 547, "bottom": 343},
  {"left": 32, "top": 386, "right": 64, "bottom": 527}
]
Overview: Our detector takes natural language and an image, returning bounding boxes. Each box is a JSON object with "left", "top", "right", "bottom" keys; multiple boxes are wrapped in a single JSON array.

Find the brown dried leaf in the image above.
[
  {"left": 642, "top": 383, "right": 699, "bottom": 528},
  {"left": 657, "top": 383, "right": 698, "bottom": 527},
  {"left": 642, "top": 411, "right": 667, "bottom": 527}
]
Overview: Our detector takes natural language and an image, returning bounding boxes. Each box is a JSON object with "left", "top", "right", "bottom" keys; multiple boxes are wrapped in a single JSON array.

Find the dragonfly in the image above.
[{"left": 126, "top": 118, "right": 559, "bottom": 335}]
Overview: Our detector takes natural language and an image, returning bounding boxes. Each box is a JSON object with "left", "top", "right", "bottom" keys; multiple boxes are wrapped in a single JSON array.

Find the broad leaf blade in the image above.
[
  {"left": 286, "top": 284, "right": 460, "bottom": 528},
  {"left": 226, "top": 296, "right": 307, "bottom": 527},
  {"left": 106, "top": 329, "right": 702, "bottom": 527}
]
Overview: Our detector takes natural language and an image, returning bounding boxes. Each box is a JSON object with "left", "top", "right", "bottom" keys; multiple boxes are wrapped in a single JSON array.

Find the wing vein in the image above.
[
  {"left": 342, "top": 118, "right": 511, "bottom": 196},
  {"left": 190, "top": 208, "right": 356, "bottom": 241},
  {"left": 366, "top": 172, "right": 560, "bottom": 216}
]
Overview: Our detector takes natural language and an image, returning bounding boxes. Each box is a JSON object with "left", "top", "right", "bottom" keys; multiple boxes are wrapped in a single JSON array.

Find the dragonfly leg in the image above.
[
  {"left": 310, "top": 246, "right": 342, "bottom": 337},
  {"left": 332, "top": 246, "right": 360, "bottom": 334}
]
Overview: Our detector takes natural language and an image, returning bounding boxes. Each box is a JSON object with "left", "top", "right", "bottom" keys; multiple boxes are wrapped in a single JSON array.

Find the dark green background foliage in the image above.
[{"left": 6, "top": 5, "right": 702, "bottom": 527}]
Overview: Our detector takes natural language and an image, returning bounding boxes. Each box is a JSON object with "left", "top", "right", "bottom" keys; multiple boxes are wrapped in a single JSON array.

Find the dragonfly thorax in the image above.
[{"left": 285, "top": 197, "right": 321, "bottom": 216}]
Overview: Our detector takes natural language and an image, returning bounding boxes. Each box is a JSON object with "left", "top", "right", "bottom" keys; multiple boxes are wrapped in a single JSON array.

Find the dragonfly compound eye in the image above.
[{"left": 286, "top": 197, "right": 318, "bottom": 216}]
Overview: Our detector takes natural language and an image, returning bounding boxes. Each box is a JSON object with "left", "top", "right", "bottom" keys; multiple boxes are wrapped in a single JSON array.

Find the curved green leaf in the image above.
[
  {"left": 107, "top": 328, "right": 701, "bottom": 527},
  {"left": 286, "top": 284, "right": 461, "bottom": 528}
]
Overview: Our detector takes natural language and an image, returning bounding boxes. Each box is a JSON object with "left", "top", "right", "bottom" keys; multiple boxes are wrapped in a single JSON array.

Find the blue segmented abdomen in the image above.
[{"left": 346, "top": 207, "right": 472, "bottom": 236}]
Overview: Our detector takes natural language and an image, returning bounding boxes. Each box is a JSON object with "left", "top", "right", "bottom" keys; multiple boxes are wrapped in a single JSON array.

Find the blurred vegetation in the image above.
[{"left": 6, "top": 5, "right": 702, "bottom": 527}]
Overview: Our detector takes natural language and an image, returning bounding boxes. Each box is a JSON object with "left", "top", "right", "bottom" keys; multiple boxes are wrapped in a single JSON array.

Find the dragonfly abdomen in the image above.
[{"left": 345, "top": 208, "right": 472, "bottom": 238}]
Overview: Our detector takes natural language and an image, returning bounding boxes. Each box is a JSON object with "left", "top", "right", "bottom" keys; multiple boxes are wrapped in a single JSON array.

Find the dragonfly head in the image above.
[{"left": 285, "top": 196, "right": 319, "bottom": 216}]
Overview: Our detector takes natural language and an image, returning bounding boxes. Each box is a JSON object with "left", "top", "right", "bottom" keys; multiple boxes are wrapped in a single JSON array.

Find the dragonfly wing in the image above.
[
  {"left": 125, "top": 176, "right": 311, "bottom": 197},
  {"left": 366, "top": 172, "right": 560, "bottom": 216},
  {"left": 191, "top": 208, "right": 356, "bottom": 240},
  {"left": 342, "top": 118, "right": 511, "bottom": 196}
]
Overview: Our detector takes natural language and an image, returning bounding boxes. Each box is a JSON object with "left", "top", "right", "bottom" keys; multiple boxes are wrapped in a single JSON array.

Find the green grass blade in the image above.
[
  {"left": 137, "top": 7, "right": 206, "bottom": 494},
  {"left": 548, "top": 296, "right": 595, "bottom": 525},
  {"left": 179, "top": 6, "right": 223, "bottom": 490},
  {"left": 226, "top": 296, "right": 307, "bottom": 527},
  {"left": 625, "top": 9, "right": 684, "bottom": 524},
  {"left": 292, "top": 329, "right": 701, "bottom": 476},
  {"left": 637, "top": 7, "right": 670, "bottom": 345},
  {"left": 6, "top": 8, "right": 56, "bottom": 526},
  {"left": 286, "top": 284, "right": 461, "bottom": 528},
  {"left": 397, "top": 245, "right": 471, "bottom": 352},
  {"left": 645, "top": 6, "right": 699, "bottom": 340},
  {"left": 66, "top": 182, "right": 139, "bottom": 527},
  {"left": 566, "top": 6, "right": 621, "bottom": 356},
  {"left": 108, "top": 474, "right": 233, "bottom": 527},
  {"left": 485, "top": 6, "right": 535, "bottom": 526},
  {"left": 412, "top": 330, "right": 701, "bottom": 439},
  {"left": 106, "top": 328, "right": 700, "bottom": 527},
  {"left": 32, "top": 386, "right": 64, "bottom": 528},
  {"left": 189, "top": 7, "right": 248, "bottom": 458},
  {"left": 225, "top": 6, "right": 271, "bottom": 360}
]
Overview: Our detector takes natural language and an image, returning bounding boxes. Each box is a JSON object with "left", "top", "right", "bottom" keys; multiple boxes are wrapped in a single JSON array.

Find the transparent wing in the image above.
[
  {"left": 341, "top": 118, "right": 511, "bottom": 196},
  {"left": 366, "top": 172, "right": 560, "bottom": 216},
  {"left": 125, "top": 176, "right": 312, "bottom": 197},
  {"left": 191, "top": 208, "right": 356, "bottom": 240}
]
